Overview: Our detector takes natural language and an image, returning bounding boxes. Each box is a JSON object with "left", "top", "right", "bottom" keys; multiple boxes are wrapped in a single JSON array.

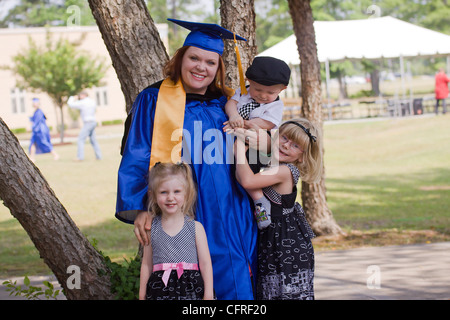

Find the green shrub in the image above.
[{"left": 98, "top": 254, "right": 141, "bottom": 300}]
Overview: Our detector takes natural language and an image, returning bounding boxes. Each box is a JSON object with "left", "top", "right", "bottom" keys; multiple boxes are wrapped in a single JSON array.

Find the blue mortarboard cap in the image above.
[
  {"left": 167, "top": 18, "right": 246, "bottom": 55},
  {"left": 32, "top": 98, "right": 39, "bottom": 102}
]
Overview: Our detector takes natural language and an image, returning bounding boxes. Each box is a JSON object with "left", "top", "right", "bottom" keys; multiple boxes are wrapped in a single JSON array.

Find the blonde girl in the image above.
[
  {"left": 139, "top": 162, "right": 214, "bottom": 300},
  {"left": 234, "top": 118, "right": 322, "bottom": 300}
]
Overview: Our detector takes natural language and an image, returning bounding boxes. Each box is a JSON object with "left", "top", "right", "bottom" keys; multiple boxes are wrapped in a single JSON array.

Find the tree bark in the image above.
[
  {"left": 58, "top": 103, "right": 65, "bottom": 144},
  {"left": 287, "top": 0, "right": 343, "bottom": 236},
  {"left": 370, "top": 68, "right": 381, "bottom": 96},
  {"left": 219, "top": 0, "right": 258, "bottom": 89},
  {"left": 87, "top": 0, "right": 169, "bottom": 113},
  {"left": 0, "top": 1, "right": 171, "bottom": 300},
  {"left": 0, "top": 117, "right": 114, "bottom": 300}
]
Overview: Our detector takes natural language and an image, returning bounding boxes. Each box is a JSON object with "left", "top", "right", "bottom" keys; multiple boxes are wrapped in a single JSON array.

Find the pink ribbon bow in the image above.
[{"left": 153, "top": 262, "right": 199, "bottom": 287}]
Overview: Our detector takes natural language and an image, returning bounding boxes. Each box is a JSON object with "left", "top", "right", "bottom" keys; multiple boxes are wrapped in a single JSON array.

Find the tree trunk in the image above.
[
  {"left": 219, "top": 0, "right": 258, "bottom": 89},
  {"left": 58, "top": 103, "right": 65, "bottom": 144},
  {"left": 370, "top": 68, "right": 381, "bottom": 96},
  {"left": 87, "top": 0, "right": 169, "bottom": 113},
  {"left": 53, "top": 105, "right": 60, "bottom": 137},
  {"left": 362, "top": 59, "right": 381, "bottom": 96},
  {"left": 0, "top": 117, "right": 114, "bottom": 300},
  {"left": 287, "top": 0, "right": 343, "bottom": 236},
  {"left": 337, "top": 72, "right": 348, "bottom": 100}
]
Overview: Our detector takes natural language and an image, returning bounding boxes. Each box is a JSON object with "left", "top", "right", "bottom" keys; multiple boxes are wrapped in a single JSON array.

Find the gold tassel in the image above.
[{"left": 234, "top": 33, "right": 247, "bottom": 95}]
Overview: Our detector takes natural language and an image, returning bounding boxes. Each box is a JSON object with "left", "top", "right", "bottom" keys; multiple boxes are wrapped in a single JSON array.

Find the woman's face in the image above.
[{"left": 181, "top": 46, "right": 220, "bottom": 95}]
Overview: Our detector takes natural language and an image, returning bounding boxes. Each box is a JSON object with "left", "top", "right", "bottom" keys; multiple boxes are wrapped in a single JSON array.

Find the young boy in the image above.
[
  {"left": 225, "top": 56, "right": 291, "bottom": 230},
  {"left": 224, "top": 56, "right": 291, "bottom": 131}
]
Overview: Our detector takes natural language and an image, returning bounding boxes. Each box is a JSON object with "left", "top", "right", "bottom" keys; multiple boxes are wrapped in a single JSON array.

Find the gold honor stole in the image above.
[{"left": 149, "top": 78, "right": 186, "bottom": 168}]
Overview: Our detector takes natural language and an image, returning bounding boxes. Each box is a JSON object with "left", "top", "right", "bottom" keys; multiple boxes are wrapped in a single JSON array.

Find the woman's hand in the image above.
[
  {"left": 232, "top": 121, "right": 264, "bottom": 149},
  {"left": 234, "top": 121, "right": 272, "bottom": 154},
  {"left": 134, "top": 210, "right": 152, "bottom": 246}
]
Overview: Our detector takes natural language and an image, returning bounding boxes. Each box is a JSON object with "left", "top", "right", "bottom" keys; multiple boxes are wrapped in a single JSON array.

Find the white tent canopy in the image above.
[{"left": 259, "top": 16, "right": 450, "bottom": 64}]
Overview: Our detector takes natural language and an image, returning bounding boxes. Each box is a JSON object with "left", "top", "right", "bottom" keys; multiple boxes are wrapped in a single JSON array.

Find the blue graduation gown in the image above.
[
  {"left": 116, "top": 83, "right": 258, "bottom": 300},
  {"left": 29, "top": 108, "right": 53, "bottom": 154}
]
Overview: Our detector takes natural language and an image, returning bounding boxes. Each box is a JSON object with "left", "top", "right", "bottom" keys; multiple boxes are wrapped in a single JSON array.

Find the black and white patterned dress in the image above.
[
  {"left": 256, "top": 163, "right": 316, "bottom": 300},
  {"left": 146, "top": 215, "right": 204, "bottom": 300}
]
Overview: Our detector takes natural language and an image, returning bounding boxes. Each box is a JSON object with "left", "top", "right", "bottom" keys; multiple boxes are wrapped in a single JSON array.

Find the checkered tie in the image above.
[{"left": 238, "top": 99, "right": 260, "bottom": 120}]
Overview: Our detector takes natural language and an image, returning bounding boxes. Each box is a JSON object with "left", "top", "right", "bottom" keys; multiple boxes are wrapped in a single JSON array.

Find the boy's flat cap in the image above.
[{"left": 246, "top": 56, "right": 291, "bottom": 86}]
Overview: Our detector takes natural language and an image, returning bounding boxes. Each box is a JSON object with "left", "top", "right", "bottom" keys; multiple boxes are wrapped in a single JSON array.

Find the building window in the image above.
[
  {"left": 103, "top": 90, "right": 108, "bottom": 106},
  {"left": 11, "top": 88, "right": 26, "bottom": 114},
  {"left": 94, "top": 86, "right": 108, "bottom": 107}
]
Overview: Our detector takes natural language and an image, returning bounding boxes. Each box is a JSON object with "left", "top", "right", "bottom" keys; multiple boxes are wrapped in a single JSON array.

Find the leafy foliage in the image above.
[
  {"left": 0, "top": 0, "right": 96, "bottom": 28},
  {"left": 98, "top": 254, "right": 141, "bottom": 300},
  {"left": 92, "top": 238, "right": 141, "bottom": 300},
  {"left": 2, "top": 275, "right": 62, "bottom": 300}
]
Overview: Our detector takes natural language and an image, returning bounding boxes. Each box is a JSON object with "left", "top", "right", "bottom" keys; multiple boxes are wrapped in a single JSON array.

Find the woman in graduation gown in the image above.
[
  {"left": 29, "top": 98, "right": 59, "bottom": 162},
  {"left": 116, "top": 19, "right": 257, "bottom": 300}
]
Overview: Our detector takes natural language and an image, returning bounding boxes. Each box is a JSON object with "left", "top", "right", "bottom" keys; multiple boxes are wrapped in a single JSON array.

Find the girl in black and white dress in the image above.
[
  {"left": 139, "top": 162, "right": 214, "bottom": 300},
  {"left": 234, "top": 118, "right": 323, "bottom": 300}
]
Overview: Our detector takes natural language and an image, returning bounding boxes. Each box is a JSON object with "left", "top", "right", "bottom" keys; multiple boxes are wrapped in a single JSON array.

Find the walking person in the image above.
[
  {"left": 29, "top": 97, "right": 59, "bottom": 162},
  {"left": 68, "top": 91, "right": 102, "bottom": 161},
  {"left": 435, "top": 68, "right": 449, "bottom": 115}
]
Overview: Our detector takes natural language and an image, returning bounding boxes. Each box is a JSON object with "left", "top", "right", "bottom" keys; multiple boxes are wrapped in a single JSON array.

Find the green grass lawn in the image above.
[
  {"left": 1, "top": 115, "right": 450, "bottom": 277},
  {"left": 323, "top": 115, "right": 450, "bottom": 234}
]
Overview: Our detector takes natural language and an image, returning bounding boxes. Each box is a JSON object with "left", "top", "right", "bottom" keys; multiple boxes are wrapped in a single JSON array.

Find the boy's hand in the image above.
[
  {"left": 223, "top": 114, "right": 244, "bottom": 132},
  {"left": 229, "top": 114, "right": 244, "bottom": 128}
]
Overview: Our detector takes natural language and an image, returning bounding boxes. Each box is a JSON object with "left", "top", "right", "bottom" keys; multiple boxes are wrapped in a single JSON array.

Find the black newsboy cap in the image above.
[{"left": 245, "top": 56, "right": 291, "bottom": 86}]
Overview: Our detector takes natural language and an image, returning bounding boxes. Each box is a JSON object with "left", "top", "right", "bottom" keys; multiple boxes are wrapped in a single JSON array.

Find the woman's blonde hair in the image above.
[
  {"left": 164, "top": 46, "right": 234, "bottom": 98},
  {"left": 278, "top": 118, "right": 323, "bottom": 183},
  {"left": 147, "top": 162, "right": 197, "bottom": 219}
]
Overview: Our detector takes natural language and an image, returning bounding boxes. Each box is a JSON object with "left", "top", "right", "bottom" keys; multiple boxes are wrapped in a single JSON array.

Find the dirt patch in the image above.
[{"left": 419, "top": 185, "right": 450, "bottom": 191}]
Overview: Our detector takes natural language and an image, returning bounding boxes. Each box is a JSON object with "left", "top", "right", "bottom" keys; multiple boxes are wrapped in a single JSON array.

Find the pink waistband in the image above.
[{"left": 153, "top": 262, "right": 199, "bottom": 287}]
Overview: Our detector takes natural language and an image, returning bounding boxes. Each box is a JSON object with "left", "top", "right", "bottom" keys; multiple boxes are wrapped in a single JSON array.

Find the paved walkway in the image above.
[
  {"left": 314, "top": 242, "right": 450, "bottom": 300},
  {"left": 1, "top": 242, "right": 449, "bottom": 300}
]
